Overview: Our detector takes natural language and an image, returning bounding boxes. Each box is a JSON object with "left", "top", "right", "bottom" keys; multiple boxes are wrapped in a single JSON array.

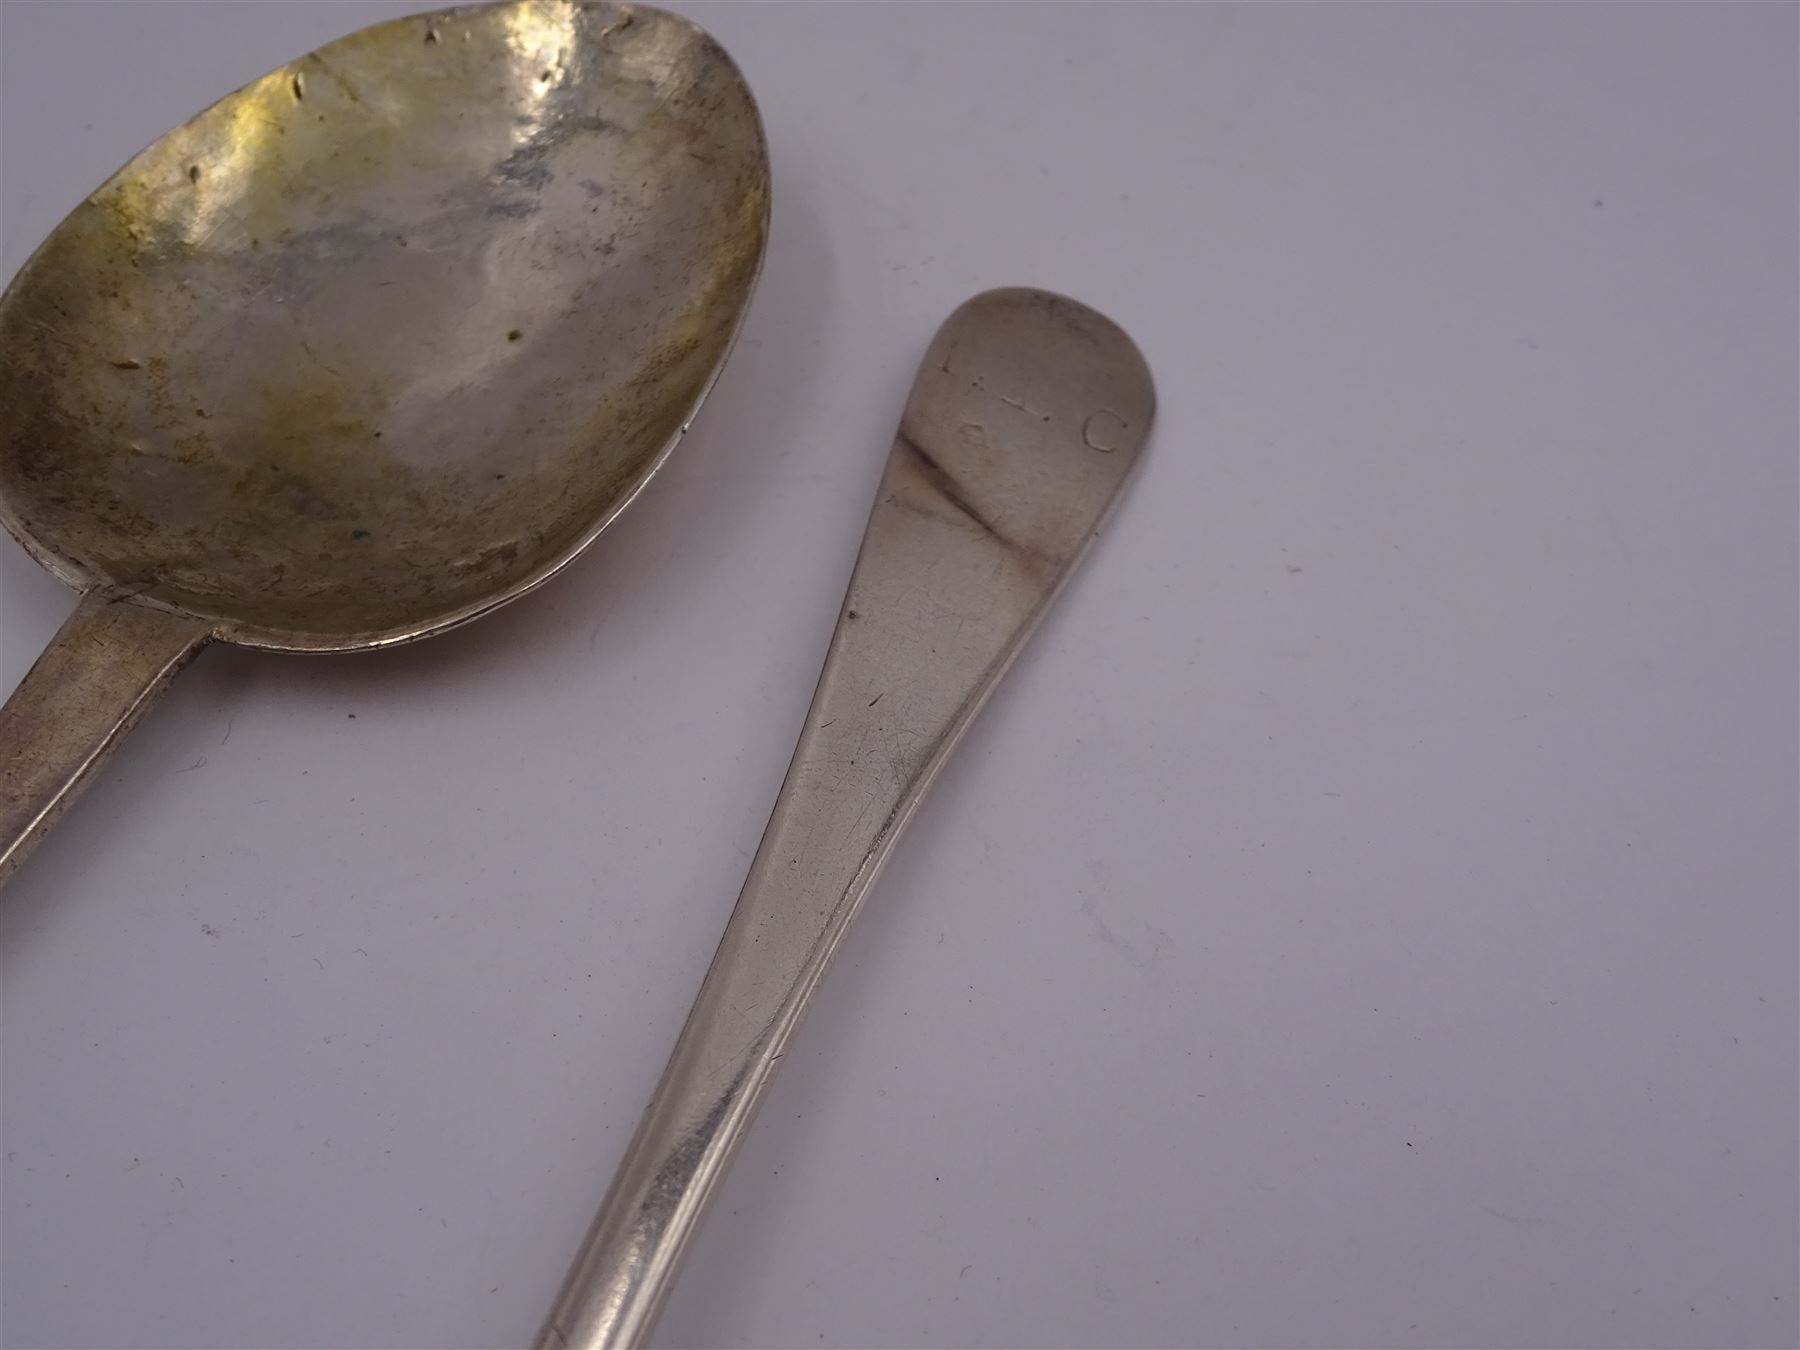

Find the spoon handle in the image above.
[
  {"left": 0, "top": 594, "right": 212, "bottom": 886},
  {"left": 534, "top": 289, "right": 1154, "bottom": 1350}
]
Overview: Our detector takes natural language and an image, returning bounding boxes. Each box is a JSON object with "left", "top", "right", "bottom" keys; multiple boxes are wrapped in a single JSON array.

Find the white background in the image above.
[{"left": 1, "top": 3, "right": 1795, "bottom": 1348}]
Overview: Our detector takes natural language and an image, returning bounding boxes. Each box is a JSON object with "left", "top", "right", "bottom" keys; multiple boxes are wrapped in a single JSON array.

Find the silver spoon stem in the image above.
[
  {"left": 0, "top": 595, "right": 211, "bottom": 885},
  {"left": 534, "top": 288, "right": 1153, "bottom": 1350}
]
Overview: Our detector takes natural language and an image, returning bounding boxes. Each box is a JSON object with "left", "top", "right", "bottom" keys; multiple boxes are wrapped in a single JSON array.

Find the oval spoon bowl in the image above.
[{"left": 0, "top": 0, "right": 769, "bottom": 650}]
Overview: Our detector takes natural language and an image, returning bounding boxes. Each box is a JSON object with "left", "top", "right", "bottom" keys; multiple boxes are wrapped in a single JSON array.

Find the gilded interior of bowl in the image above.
[{"left": 0, "top": 0, "right": 769, "bottom": 648}]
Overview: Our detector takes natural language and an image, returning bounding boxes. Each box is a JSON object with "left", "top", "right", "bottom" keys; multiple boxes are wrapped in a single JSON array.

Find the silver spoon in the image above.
[
  {"left": 0, "top": 0, "right": 768, "bottom": 884},
  {"left": 536, "top": 288, "right": 1154, "bottom": 1349}
]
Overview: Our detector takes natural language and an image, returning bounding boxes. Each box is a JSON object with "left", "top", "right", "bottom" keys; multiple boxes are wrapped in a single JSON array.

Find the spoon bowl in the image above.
[
  {"left": 0, "top": 0, "right": 766, "bottom": 647},
  {"left": 0, "top": 0, "right": 767, "bottom": 877}
]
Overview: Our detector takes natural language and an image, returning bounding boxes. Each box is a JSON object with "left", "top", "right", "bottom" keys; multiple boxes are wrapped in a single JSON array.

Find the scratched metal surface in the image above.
[{"left": 0, "top": 0, "right": 767, "bottom": 648}]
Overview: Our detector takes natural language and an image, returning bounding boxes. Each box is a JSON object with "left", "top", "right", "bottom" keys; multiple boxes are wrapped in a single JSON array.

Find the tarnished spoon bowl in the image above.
[{"left": 0, "top": 0, "right": 768, "bottom": 879}]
